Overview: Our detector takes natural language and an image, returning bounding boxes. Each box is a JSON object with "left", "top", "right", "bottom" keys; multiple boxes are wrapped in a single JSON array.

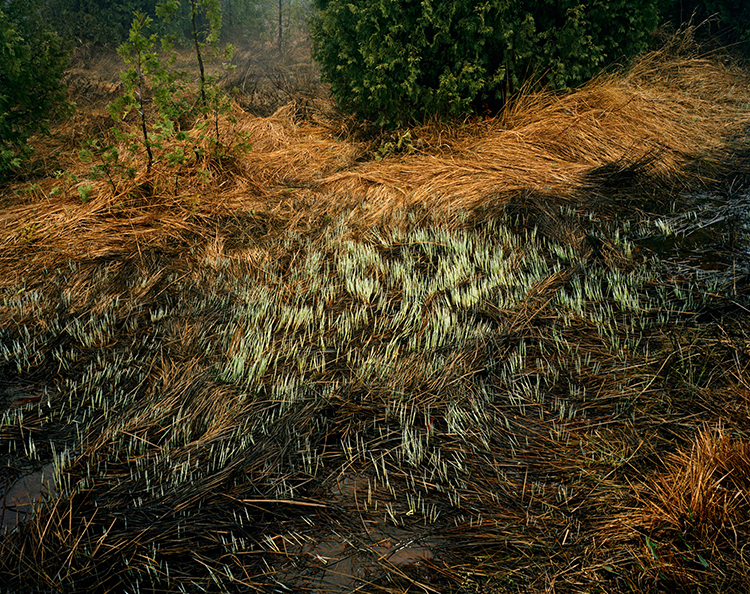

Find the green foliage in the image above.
[
  {"left": 220, "top": 0, "right": 267, "bottom": 43},
  {"left": 188, "top": 0, "right": 229, "bottom": 116},
  {"left": 105, "top": 3, "right": 243, "bottom": 183},
  {"left": 39, "top": 0, "right": 161, "bottom": 47},
  {"left": 50, "top": 169, "right": 78, "bottom": 197},
  {"left": 109, "top": 12, "right": 187, "bottom": 172},
  {"left": 171, "top": 0, "right": 267, "bottom": 44},
  {"left": 38, "top": 0, "right": 265, "bottom": 47},
  {"left": 266, "top": 0, "right": 315, "bottom": 53},
  {"left": 0, "top": 0, "right": 69, "bottom": 177},
  {"left": 710, "top": 0, "right": 750, "bottom": 48},
  {"left": 375, "top": 130, "right": 416, "bottom": 161},
  {"left": 79, "top": 139, "right": 135, "bottom": 193},
  {"left": 311, "top": 0, "right": 660, "bottom": 127}
]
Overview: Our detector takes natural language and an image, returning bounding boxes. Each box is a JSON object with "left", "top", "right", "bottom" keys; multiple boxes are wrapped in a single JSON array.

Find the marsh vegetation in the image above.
[{"left": 2, "top": 29, "right": 750, "bottom": 593}]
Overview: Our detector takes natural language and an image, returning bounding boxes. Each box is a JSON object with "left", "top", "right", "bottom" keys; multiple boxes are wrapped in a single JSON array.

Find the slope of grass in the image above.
[{"left": 1, "top": 33, "right": 750, "bottom": 593}]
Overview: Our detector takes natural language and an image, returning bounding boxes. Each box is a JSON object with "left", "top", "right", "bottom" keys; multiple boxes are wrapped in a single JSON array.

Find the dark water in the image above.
[
  {"left": 269, "top": 472, "right": 441, "bottom": 592},
  {"left": 636, "top": 190, "right": 750, "bottom": 281},
  {"left": 1, "top": 463, "right": 56, "bottom": 533},
  {"left": 297, "top": 531, "right": 435, "bottom": 591}
]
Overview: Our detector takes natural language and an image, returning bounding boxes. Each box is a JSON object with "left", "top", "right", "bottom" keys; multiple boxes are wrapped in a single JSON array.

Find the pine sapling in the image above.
[{"left": 109, "top": 12, "right": 186, "bottom": 175}]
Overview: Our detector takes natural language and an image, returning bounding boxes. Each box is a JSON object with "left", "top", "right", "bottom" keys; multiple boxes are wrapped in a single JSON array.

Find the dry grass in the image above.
[
  {"left": 607, "top": 424, "right": 750, "bottom": 590},
  {"left": 1, "top": 31, "right": 750, "bottom": 593},
  {"left": 5, "top": 32, "right": 750, "bottom": 278}
]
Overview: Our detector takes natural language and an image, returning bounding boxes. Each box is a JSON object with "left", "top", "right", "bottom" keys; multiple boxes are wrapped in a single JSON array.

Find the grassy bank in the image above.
[{"left": 1, "top": 34, "right": 750, "bottom": 593}]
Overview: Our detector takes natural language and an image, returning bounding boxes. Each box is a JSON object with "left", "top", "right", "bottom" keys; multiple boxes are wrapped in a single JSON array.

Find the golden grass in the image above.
[
  {"left": 604, "top": 424, "right": 750, "bottom": 590},
  {"left": 643, "top": 424, "right": 750, "bottom": 540},
  {"left": 4, "top": 33, "right": 749, "bottom": 285}
]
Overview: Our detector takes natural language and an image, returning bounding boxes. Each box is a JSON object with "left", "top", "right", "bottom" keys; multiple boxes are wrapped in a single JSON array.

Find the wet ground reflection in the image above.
[
  {"left": 636, "top": 190, "right": 750, "bottom": 280},
  {"left": 1, "top": 463, "right": 55, "bottom": 534},
  {"left": 269, "top": 527, "right": 439, "bottom": 593}
]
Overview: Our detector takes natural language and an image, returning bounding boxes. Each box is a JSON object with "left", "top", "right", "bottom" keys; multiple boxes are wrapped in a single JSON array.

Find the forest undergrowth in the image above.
[{"left": 1, "top": 32, "right": 750, "bottom": 593}]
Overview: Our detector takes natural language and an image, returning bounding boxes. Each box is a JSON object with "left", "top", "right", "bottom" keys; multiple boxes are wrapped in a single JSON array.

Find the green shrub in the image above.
[
  {"left": 711, "top": 0, "right": 750, "bottom": 48},
  {"left": 311, "top": 0, "right": 660, "bottom": 127},
  {"left": 109, "top": 12, "right": 187, "bottom": 173},
  {"left": 0, "top": 0, "right": 70, "bottom": 177}
]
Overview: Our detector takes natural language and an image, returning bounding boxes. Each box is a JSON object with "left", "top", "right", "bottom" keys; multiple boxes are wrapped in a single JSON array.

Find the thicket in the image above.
[
  {"left": 311, "top": 0, "right": 661, "bottom": 127},
  {"left": 0, "top": 0, "right": 69, "bottom": 177},
  {"left": 311, "top": 0, "right": 750, "bottom": 128},
  {"left": 38, "top": 0, "right": 159, "bottom": 47},
  {"left": 662, "top": 0, "right": 750, "bottom": 49},
  {"left": 37, "top": 0, "right": 302, "bottom": 47}
]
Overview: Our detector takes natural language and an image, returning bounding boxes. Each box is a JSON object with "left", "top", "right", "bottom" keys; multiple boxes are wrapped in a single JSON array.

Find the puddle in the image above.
[
  {"left": 269, "top": 472, "right": 442, "bottom": 590},
  {"left": 267, "top": 524, "right": 439, "bottom": 593},
  {"left": 1, "top": 463, "right": 56, "bottom": 534},
  {"left": 636, "top": 191, "right": 750, "bottom": 279},
  {"left": 0, "top": 382, "right": 45, "bottom": 410},
  {"left": 307, "top": 531, "right": 434, "bottom": 590}
]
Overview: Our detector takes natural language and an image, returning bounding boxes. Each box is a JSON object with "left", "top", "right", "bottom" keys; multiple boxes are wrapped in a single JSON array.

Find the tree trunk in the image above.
[
  {"left": 191, "top": 0, "right": 207, "bottom": 111},
  {"left": 278, "top": 0, "right": 283, "bottom": 54},
  {"left": 135, "top": 60, "right": 153, "bottom": 172}
]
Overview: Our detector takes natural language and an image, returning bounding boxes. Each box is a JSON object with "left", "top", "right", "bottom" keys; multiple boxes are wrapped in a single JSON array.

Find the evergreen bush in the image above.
[
  {"left": 311, "top": 0, "right": 660, "bottom": 127},
  {"left": 0, "top": 0, "right": 69, "bottom": 177}
]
